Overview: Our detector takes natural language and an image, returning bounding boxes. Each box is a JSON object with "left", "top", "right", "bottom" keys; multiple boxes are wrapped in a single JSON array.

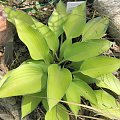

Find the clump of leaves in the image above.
[{"left": 1, "top": 1, "right": 120, "bottom": 119}]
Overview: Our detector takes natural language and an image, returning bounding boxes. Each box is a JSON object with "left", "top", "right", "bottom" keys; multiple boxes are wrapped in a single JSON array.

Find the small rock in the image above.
[{"left": 94, "top": 0, "right": 120, "bottom": 45}]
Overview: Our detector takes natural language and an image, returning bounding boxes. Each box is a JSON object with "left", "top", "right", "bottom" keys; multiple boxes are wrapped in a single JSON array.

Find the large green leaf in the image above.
[
  {"left": 0, "top": 62, "right": 47, "bottom": 98},
  {"left": 47, "top": 64, "right": 72, "bottom": 110},
  {"left": 63, "top": 2, "right": 86, "bottom": 39},
  {"left": 4, "top": 7, "right": 33, "bottom": 25},
  {"left": 63, "top": 39, "right": 110, "bottom": 62},
  {"left": 66, "top": 82, "right": 81, "bottom": 116},
  {"left": 79, "top": 56, "right": 120, "bottom": 78},
  {"left": 5, "top": 7, "right": 59, "bottom": 52},
  {"left": 32, "top": 18, "right": 59, "bottom": 52},
  {"left": 96, "top": 74, "right": 120, "bottom": 95},
  {"left": 22, "top": 92, "right": 42, "bottom": 118},
  {"left": 82, "top": 17, "right": 109, "bottom": 41},
  {"left": 45, "top": 103, "right": 69, "bottom": 120},
  {"left": 92, "top": 90, "right": 120, "bottom": 119},
  {"left": 48, "top": 2, "right": 67, "bottom": 37},
  {"left": 73, "top": 79, "right": 97, "bottom": 105},
  {"left": 5, "top": 7, "right": 58, "bottom": 53},
  {"left": 15, "top": 19, "right": 49, "bottom": 60}
]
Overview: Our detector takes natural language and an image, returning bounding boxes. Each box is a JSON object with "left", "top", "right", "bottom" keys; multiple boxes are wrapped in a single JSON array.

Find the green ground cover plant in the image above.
[{"left": 0, "top": 1, "right": 120, "bottom": 119}]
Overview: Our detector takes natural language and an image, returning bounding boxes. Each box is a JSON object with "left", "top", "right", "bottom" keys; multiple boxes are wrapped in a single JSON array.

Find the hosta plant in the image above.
[{"left": 1, "top": 1, "right": 120, "bottom": 119}]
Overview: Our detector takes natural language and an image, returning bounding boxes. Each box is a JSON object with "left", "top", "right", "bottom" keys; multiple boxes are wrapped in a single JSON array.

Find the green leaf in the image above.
[
  {"left": 73, "top": 79, "right": 97, "bottom": 105},
  {"left": 0, "top": 62, "right": 47, "bottom": 98},
  {"left": 32, "top": 18, "right": 59, "bottom": 52},
  {"left": 63, "top": 39, "right": 110, "bottom": 62},
  {"left": 45, "top": 103, "right": 69, "bottom": 120},
  {"left": 41, "top": 89, "right": 49, "bottom": 111},
  {"left": 5, "top": 7, "right": 59, "bottom": 53},
  {"left": 56, "top": 0, "right": 66, "bottom": 15},
  {"left": 79, "top": 56, "right": 120, "bottom": 78},
  {"left": 92, "top": 90, "right": 120, "bottom": 119},
  {"left": 70, "top": 61, "right": 83, "bottom": 70},
  {"left": 63, "top": 2, "right": 86, "bottom": 39},
  {"left": 82, "top": 17, "right": 109, "bottom": 41},
  {"left": 74, "top": 72, "right": 97, "bottom": 84},
  {"left": 66, "top": 82, "right": 81, "bottom": 116},
  {"left": 22, "top": 92, "right": 42, "bottom": 118},
  {"left": 47, "top": 64, "right": 72, "bottom": 110},
  {"left": 48, "top": 1, "right": 67, "bottom": 37},
  {"left": 96, "top": 74, "right": 120, "bottom": 95},
  {"left": 5, "top": 7, "right": 59, "bottom": 52},
  {"left": 22, "top": 59, "right": 48, "bottom": 72},
  {"left": 60, "top": 39, "right": 72, "bottom": 59},
  {"left": 48, "top": 8, "right": 67, "bottom": 37},
  {"left": 15, "top": 19, "right": 49, "bottom": 60},
  {"left": 0, "top": 71, "right": 12, "bottom": 88},
  {"left": 42, "top": 99, "right": 49, "bottom": 111},
  {"left": 4, "top": 7, "right": 33, "bottom": 25}
]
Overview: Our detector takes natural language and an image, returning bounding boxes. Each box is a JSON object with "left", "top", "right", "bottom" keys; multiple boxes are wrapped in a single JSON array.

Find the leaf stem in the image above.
[
  {"left": 58, "top": 59, "right": 65, "bottom": 65},
  {"left": 55, "top": 52, "right": 59, "bottom": 62}
]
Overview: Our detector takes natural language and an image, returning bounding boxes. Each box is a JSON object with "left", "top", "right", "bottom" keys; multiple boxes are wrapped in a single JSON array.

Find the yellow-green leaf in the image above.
[
  {"left": 15, "top": 19, "right": 49, "bottom": 60},
  {"left": 74, "top": 72, "right": 97, "bottom": 84},
  {"left": 45, "top": 103, "right": 69, "bottom": 120},
  {"left": 22, "top": 59, "right": 48, "bottom": 72},
  {"left": 79, "top": 56, "right": 120, "bottom": 78},
  {"left": 92, "top": 90, "right": 120, "bottom": 119},
  {"left": 73, "top": 79, "right": 97, "bottom": 105},
  {"left": 5, "top": 7, "right": 59, "bottom": 52},
  {"left": 0, "top": 71, "right": 12, "bottom": 88},
  {"left": 42, "top": 99, "right": 49, "bottom": 111},
  {"left": 32, "top": 18, "right": 59, "bottom": 52},
  {"left": 96, "top": 74, "right": 120, "bottom": 95},
  {"left": 63, "top": 2, "right": 86, "bottom": 39},
  {"left": 47, "top": 64, "right": 72, "bottom": 110},
  {"left": 82, "top": 17, "right": 109, "bottom": 41},
  {"left": 22, "top": 92, "right": 42, "bottom": 118},
  {"left": 0, "top": 62, "right": 47, "bottom": 98},
  {"left": 56, "top": 0, "right": 66, "bottom": 15},
  {"left": 60, "top": 39, "right": 72, "bottom": 59},
  {"left": 63, "top": 39, "right": 110, "bottom": 62},
  {"left": 48, "top": 8, "right": 67, "bottom": 37},
  {"left": 4, "top": 7, "right": 33, "bottom": 25},
  {"left": 66, "top": 82, "right": 81, "bottom": 116}
]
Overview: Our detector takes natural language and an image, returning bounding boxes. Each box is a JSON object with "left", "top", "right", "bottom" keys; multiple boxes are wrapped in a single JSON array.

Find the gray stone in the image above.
[
  {"left": 0, "top": 97, "right": 21, "bottom": 120},
  {"left": 0, "top": 97, "right": 36, "bottom": 120},
  {"left": 94, "top": 0, "right": 120, "bottom": 44}
]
